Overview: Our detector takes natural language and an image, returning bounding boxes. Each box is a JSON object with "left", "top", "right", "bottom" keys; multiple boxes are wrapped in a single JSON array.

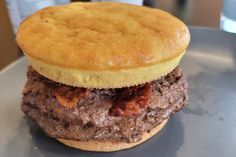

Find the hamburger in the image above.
[{"left": 16, "top": 2, "right": 190, "bottom": 152}]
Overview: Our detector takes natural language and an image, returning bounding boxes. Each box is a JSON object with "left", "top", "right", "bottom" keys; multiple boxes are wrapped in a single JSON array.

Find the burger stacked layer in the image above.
[
  {"left": 22, "top": 67, "right": 187, "bottom": 143},
  {"left": 16, "top": 2, "right": 190, "bottom": 151}
]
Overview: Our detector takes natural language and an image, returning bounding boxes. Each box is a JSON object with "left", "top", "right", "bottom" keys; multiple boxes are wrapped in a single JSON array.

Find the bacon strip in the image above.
[
  {"left": 110, "top": 84, "right": 152, "bottom": 117},
  {"left": 52, "top": 88, "right": 90, "bottom": 109}
]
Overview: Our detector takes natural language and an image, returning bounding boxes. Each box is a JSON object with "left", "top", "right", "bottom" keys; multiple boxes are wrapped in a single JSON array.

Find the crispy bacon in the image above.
[
  {"left": 110, "top": 84, "right": 152, "bottom": 117},
  {"left": 52, "top": 83, "right": 152, "bottom": 116},
  {"left": 52, "top": 87, "right": 90, "bottom": 109}
]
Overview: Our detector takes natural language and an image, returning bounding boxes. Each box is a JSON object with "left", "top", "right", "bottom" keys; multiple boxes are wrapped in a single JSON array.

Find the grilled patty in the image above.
[{"left": 22, "top": 66, "right": 188, "bottom": 143}]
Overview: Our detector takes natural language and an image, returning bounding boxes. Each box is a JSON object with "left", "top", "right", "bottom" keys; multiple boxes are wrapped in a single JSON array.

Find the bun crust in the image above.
[
  {"left": 27, "top": 53, "right": 184, "bottom": 88},
  {"left": 56, "top": 119, "right": 168, "bottom": 152},
  {"left": 17, "top": 2, "right": 190, "bottom": 88}
]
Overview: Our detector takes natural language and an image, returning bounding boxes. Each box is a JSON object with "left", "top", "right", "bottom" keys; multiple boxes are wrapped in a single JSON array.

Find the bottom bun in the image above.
[{"left": 56, "top": 119, "right": 168, "bottom": 152}]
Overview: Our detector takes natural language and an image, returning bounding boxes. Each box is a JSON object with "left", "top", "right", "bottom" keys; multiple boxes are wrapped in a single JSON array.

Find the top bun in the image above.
[{"left": 16, "top": 2, "right": 190, "bottom": 88}]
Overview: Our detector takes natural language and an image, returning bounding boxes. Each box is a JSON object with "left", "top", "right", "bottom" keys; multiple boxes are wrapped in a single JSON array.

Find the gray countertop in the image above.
[{"left": 0, "top": 27, "right": 236, "bottom": 157}]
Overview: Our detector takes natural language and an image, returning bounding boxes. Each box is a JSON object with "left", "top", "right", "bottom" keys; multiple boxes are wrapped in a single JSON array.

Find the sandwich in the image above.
[{"left": 16, "top": 2, "right": 190, "bottom": 152}]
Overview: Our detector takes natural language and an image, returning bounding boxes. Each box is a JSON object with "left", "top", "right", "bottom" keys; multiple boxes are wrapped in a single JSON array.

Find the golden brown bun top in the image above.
[{"left": 16, "top": 2, "right": 190, "bottom": 71}]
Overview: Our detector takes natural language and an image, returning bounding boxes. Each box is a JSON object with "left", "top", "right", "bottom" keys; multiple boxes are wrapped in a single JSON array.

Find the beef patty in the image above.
[{"left": 22, "top": 66, "right": 188, "bottom": 143}]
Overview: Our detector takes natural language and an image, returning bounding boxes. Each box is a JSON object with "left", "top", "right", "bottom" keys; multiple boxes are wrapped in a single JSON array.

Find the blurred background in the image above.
[{"left": 0, "top": 0, "right": 229, "bottom": 70}]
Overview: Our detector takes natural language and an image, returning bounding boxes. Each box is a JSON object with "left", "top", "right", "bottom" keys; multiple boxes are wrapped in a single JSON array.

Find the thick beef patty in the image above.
[{"left": 22, "top": 67, "right": 188, "bottom": 143}]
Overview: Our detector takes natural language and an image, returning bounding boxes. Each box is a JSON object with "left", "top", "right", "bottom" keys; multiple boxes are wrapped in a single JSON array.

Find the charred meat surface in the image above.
[{"left": 22, "top": 67, "right": 188, "bottom": 143}]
